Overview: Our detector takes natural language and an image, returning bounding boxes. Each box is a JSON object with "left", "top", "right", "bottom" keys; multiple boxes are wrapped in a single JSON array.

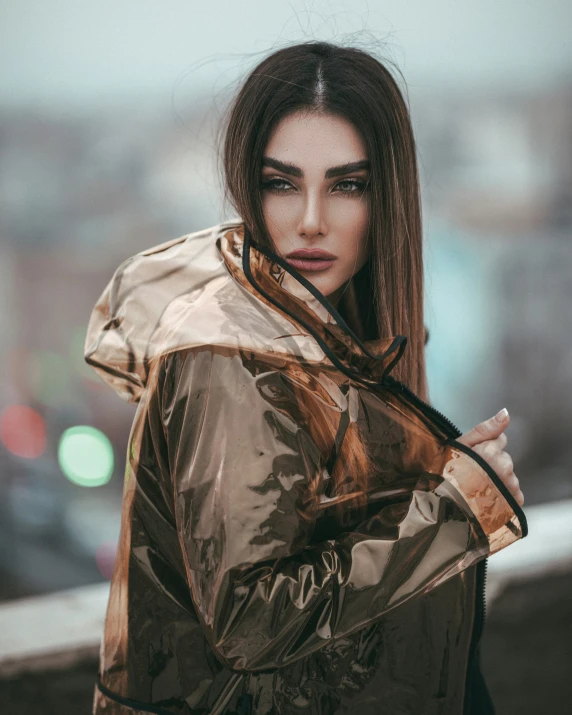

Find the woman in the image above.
[{"left": 85, "top": 41, "right": 527, "bottom": 715}]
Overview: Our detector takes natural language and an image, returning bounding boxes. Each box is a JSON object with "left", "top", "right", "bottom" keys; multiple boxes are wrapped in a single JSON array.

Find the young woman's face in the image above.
[{"left": 260, "top": 111, "right": 371, "bottom": 306}]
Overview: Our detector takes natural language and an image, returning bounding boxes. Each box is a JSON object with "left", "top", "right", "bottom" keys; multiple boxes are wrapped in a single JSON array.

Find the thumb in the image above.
[{"left": 456, "top": 408, "right": 510, "bottom": 448}]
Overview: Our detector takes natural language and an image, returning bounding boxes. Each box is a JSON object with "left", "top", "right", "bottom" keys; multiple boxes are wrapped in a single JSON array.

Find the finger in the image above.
[
  {"left": 474, "top": 445, "right": 516, "bottom": 484},
  {"left": 477, "top": 433, "right": 508, "bottom": 456},
  {"left": 503, "top": 471, "right": 520, "bottom": 494},
  {"left": 498, "top": 450, "right": 514, "bottom": 475},
  {"left": 457, "top": 408, "right": 510, "bottom": 448},
  {"left": 491, "top": 451, "right": 517, "bottom": 491}
]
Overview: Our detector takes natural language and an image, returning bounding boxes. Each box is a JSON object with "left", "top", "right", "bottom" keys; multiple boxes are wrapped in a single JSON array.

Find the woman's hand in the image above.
[{"left": 456, "top": 408, "right": 525, "bottom": 507}]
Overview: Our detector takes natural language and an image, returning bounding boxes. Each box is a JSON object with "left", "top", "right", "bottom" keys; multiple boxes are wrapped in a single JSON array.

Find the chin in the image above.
[
  {"left": 302, "top": 275, "right": 340, "bottom": 297},
  {"left": 308, "top": 277, "right": 344, "bottom": 300}
]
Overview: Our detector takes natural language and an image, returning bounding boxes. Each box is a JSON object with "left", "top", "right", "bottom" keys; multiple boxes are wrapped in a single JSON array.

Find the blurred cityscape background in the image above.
[{"left": 0, "top": 1, "right": 571, "bottom": 713}]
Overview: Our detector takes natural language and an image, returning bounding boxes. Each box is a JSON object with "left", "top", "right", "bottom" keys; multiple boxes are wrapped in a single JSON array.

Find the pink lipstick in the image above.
[{"left": 285, "top": 248, "right": 337, "bottom": 272}]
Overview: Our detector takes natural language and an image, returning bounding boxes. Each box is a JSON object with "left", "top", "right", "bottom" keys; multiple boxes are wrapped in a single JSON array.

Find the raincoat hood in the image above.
[
  {"left": 85, "top": 220, "right": 527, "bottom": 715},
  {"left": 84, "top": 220, "right": 406, "bottom": 404}
]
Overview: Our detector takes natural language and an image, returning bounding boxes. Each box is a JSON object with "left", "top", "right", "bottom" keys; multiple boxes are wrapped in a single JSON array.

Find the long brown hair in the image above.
[{"left": 217, "top": 41, "right": 429, "bottom": 522}]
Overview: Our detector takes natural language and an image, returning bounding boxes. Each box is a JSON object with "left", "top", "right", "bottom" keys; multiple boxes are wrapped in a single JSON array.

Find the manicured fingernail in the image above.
[{"left": 495, "top": 408, "right": 508, "bottom": 422}]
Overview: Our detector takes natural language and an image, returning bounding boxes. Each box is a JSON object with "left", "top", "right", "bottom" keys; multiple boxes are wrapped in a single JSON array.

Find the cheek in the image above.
[
  {"left": 338, "top": 204, "right": 370, "bottom": 268},
  {"left": 261, "top": 194, "right": 296, "bottom": 225},
  {"left": 261, "top": 195, "right": 295, "bottom": 249}
]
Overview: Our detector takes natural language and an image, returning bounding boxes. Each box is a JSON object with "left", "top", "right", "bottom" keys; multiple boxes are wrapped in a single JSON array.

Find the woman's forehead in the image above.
[{"left": 263, "top": 112, "right": 368, "bottom": 170}]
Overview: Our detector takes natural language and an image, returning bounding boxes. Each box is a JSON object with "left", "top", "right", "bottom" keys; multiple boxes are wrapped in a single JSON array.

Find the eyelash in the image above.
[{"left": 260, "top": 177, "right": 368, "bottom": 196}]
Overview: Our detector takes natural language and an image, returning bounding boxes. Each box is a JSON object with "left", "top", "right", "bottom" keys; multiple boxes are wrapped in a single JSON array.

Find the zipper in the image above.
[
  {"left": 380, "top": 375, "right": 494, "bottom": 712},
  {"left": 240, "top": 223, "right": 527, "bottom": 536},
  {"left": 379, "top": 372, "right": 528, "bottom": 640},
  {"left": 462, "top": 558, "right": 490, "bottom": 714},
  {"left": 242, "top": 222, "right": 527, "bottom": 528},
  {"left": 240, "top": 225, "right": 525, "bottom": 709},
  {"left": 482, "top": 557, "right": 488, "bottom": 625},
  {"left": 381, "top": 374, "right": 529, "bottom": 537},
  {"left": 380, "top": 373, "right": 462, "bottom": 439}
]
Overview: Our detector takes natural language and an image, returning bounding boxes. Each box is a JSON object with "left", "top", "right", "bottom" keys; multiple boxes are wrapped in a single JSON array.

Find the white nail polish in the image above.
[{"left": 495, "top": 408, "right": 508, "bottom": 422}]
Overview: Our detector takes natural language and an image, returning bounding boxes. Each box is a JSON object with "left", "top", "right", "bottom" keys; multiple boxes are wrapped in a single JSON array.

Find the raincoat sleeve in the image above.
[{"left": 158, "top": 346, "right": 525, "bottom": 673}]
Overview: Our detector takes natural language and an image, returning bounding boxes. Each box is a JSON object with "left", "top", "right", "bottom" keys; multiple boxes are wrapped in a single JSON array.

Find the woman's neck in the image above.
[{"left": 325, "top": 283, "right": 346, "bottom": 309}]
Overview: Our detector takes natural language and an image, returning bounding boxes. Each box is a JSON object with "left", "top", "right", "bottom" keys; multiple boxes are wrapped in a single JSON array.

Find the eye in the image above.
[
  {"left": 260, "top": 178, "right": 294, "bottom": 192},
  {"left": 260, "top": 177, "right": 369, "bottom": 195},
  {"left": 334, "top": 178, "right": 368, "bottom": 195}
]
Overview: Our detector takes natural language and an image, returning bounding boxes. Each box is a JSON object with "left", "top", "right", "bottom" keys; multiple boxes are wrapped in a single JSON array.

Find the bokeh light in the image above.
[
  {"left": 58, "top": 425, "right": 114, "bottom": 487},
  {"left": 0, "top": 404, "right": 47, "bottom": 458}
]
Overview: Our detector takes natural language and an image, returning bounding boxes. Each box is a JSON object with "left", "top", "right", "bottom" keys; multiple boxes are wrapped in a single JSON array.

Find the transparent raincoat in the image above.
[{"left": 84, "top": 220, "right": 528, "bottom": 715}]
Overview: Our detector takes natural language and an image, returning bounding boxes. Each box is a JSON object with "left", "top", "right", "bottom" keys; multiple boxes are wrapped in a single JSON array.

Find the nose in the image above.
[{"left": 297, "top": 190, "right": 327, "bottom": 240}]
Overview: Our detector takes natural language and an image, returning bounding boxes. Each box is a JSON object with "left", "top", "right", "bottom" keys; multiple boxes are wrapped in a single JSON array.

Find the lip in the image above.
[
  {"left": 285, "top": 248, "right": 337, "bottom": 273},
  {"left": 286, "top": 248, "right": 337, "bottom": 259}
]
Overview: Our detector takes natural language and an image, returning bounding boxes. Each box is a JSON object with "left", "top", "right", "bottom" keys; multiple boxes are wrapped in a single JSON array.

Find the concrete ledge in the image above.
[
  {"left": 0, "top": 582, "right": 109, "bottom": 678},
  {"left": 485, "top": 498, "right": 572, "bottom": 603}
]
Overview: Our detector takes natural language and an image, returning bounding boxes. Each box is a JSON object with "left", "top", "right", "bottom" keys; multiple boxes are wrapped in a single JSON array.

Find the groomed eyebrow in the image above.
[{"left": 262, "top": 156, "right": 370, "bottom": 179}]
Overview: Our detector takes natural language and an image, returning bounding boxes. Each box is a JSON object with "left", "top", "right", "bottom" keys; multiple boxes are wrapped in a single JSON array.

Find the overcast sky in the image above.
[{"left": 1, "top": 0, "right": 571, "bottom": 111}]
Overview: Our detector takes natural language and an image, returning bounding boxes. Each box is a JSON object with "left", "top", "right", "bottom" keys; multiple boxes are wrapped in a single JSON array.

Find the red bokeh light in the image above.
[{"left": 0, "top": 404, "right": 47, "bottom": 459}]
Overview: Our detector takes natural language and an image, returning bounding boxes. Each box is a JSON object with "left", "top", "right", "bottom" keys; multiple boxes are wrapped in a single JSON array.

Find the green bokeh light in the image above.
[{"left": 58, "top": 426, "right": 114, "bottom": 487}]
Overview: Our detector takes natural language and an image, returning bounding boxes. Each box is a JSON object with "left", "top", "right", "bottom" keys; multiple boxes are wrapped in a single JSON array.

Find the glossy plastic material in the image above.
[{"left": 85, "top": 220, "right": 527, "bottom": 714}]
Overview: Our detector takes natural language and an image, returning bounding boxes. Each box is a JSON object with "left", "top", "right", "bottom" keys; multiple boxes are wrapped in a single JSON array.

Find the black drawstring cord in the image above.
[{"left": 241, "top": 228, "right": 407, "bottom": 387}]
